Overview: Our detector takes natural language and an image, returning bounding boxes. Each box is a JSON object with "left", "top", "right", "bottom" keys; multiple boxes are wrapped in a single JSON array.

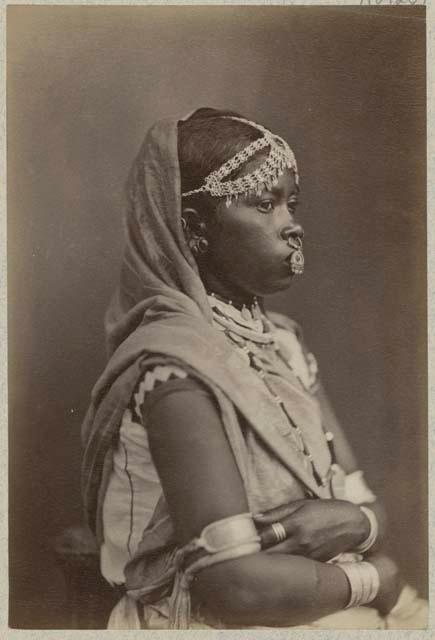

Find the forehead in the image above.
[{"left": 270, "top": 169, "right": 298, "bottom": 195}]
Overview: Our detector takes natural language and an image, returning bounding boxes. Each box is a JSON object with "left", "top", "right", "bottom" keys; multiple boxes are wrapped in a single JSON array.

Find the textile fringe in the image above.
[{"left": 168, "top": 570, "right": 191, "bottom": 629}]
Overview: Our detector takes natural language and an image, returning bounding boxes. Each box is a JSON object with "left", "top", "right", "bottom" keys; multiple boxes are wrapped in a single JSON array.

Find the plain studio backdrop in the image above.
[{"left": 8, "top": 5, "right": 426, "bottom": 629}]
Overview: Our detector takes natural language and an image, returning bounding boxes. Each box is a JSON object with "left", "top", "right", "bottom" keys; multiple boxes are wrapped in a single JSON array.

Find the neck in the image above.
[{"left": 202, "top": 271, "right": 263, "bottom": 310}]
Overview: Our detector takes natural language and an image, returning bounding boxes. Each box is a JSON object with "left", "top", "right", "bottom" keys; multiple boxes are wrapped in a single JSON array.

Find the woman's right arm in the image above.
[{"left": 144, "top": 380, "right": 352, "bottom": 626}]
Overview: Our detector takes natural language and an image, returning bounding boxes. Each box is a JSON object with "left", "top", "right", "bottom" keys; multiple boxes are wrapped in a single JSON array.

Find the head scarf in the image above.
[{"left": 104, "top": 112, "right": 211, "bottom": 357}]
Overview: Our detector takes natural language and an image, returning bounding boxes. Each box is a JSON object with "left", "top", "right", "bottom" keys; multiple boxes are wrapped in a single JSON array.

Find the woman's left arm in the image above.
[
  {"left": 314, "top": 380, "right": 359, "bottom": 474},
  {"left": 315, "top": 380, "right": 387, "bottom": 546},
  {"left": 255, "top": 380, "right": 386, "bottom": 560}
]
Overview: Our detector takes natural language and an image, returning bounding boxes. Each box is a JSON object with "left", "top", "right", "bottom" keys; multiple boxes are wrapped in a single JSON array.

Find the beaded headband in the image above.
[{"left": 181, "top": 116, "right": 299, "bottom": 207}]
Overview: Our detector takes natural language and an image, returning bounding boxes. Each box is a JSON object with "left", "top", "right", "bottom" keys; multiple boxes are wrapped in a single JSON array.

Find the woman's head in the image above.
[
  {"left": 177, "top": 108, "right": 304, "bottom": 302},
  {"left": 106, "top": 110, "right": 302, "bottom": 353}
]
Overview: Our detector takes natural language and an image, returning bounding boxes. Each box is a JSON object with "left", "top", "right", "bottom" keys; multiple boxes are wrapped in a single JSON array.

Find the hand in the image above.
[
  {"left": 367, "top": 553, "right": 404, "bottom": 615},
  {"left": 254, "top": 499, "right": 370, "bottom": 561}
]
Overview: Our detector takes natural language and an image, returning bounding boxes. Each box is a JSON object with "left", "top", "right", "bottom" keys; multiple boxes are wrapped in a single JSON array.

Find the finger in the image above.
[
  {"left": 264, "top": 538, "right": 300, "bottom": 555},
  {"left": 265, "top": 539, "right": 331, "bottom": 559},
  {"left": 259, "top": 520, "right": 299, "bottom": 549}
]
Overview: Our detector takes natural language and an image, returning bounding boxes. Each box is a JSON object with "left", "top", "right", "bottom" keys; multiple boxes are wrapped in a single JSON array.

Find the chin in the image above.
[{"left": 258, "top": 275, "right": 296, "bottom": 297}]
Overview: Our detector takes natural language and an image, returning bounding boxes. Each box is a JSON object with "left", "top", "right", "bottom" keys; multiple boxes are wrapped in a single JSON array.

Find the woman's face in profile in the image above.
[{"left": 205, "top": 168, "right": 303, "bottom": 298}]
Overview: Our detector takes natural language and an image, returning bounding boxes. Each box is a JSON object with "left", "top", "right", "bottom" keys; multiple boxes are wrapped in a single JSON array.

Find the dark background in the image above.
[{"left": 8, "top": 5, "right": 427, "bottom": 629}]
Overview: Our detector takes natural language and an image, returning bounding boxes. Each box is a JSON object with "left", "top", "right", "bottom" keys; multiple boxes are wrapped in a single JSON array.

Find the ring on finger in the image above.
[{"left": 271, "top": 521, "right": 287, "bottom": 543}]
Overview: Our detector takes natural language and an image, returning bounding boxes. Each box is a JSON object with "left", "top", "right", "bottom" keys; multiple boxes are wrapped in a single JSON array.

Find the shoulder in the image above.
[{"left": 129, "top": 359, "right": 215, "bottom": 425}]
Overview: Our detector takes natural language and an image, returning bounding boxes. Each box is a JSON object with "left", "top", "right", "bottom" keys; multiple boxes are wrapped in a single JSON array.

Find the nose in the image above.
[{"left": 280, "top": 223, "right": 304, "bottom": 245}]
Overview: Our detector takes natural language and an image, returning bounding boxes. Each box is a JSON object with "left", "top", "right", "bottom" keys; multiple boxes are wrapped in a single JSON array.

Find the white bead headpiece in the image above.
[{"left": 181, "top": 116, "right": 299, "bottom": 207}]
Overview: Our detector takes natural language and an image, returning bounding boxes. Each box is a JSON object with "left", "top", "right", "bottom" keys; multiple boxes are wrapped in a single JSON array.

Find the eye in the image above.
[
  {"left": 287, "top": 197, "right": 299, "bottom": 214},
  {"left": 257, "top": 200, "right": 275, "bottom": 214}
]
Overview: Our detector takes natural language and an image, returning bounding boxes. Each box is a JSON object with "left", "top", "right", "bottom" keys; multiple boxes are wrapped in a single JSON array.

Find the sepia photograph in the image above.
[{"left": 7, "top": 3, "right": 428, "bottom": 631}]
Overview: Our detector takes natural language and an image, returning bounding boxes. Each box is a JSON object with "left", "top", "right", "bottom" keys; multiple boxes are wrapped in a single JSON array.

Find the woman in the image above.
[{"left": 81, "top": 108, "right": 427, "bottom": 629}]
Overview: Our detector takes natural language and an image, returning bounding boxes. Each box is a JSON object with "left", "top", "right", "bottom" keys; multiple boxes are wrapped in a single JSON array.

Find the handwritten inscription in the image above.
[{"left": 360, "top": 0, "right": 425, "bottom": 5}]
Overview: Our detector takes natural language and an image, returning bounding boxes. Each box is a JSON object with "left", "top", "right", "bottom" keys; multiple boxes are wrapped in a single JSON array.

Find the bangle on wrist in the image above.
[
  {"left": 354, "top": 506, "right": 379, "bottom": 554},
  {"left": 338, "top": 560, "right": 380, "bottom": 608}
]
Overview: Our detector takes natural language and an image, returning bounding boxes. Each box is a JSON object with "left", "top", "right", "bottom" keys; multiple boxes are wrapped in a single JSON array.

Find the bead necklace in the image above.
[{"left": 208, "top": 292, "right": 338, "bottom": 489}]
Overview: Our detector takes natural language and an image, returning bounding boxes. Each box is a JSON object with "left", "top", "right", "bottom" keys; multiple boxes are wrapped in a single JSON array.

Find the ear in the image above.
[{"left": 181, "top": 207, "right": 207, "bottom": 237}]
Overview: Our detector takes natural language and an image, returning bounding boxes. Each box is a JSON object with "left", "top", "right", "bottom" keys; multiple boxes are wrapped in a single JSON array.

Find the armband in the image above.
[
  {"left": 337, "top": 560, "right": 380, "bottom": 608},
  {"left": 353, "top": 505, "right": 379, "bottom": 554},
  {"left": 177, "top": 512, "right": 261, "bottom": 579},
  {"left": 344, "top": 470, "right": 377, "bottom": 505},
  {"left": 169, "top": 514, "right": 260, "bottom": 629}
]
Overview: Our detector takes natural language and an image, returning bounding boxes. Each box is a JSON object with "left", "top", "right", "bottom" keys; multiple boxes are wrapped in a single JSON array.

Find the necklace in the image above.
[
  {"left": 208, "top": 291, "right": 262, "bottom": 322},
  {"left": 207, "top": 293, "right": 271, "bottom": 344},
  {"left": 208, "top": 291, "right": 338, "bottom": 489},
  {"left": 212, "top": 311, "right": 275, "bottom": 346}
]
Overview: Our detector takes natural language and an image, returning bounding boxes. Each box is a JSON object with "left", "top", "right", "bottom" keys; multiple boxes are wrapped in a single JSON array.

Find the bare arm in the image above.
[
  {"left": 144, "top": 381, "right": 350, "bottom": 626},
  {"left": 315, "top": 380, "right": 387, "bottom": 544},
  {"left": 315, "top": 380, "right": 359, "bottom": 473}
]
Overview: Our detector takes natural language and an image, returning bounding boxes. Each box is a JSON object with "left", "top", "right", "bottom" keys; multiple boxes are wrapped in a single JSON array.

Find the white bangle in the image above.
[
  {"left": 354, "top": 506, "right": 379, "bottom": 554},
  {"left": 338, "top": 560, "right": 380, "bottom": 608}
]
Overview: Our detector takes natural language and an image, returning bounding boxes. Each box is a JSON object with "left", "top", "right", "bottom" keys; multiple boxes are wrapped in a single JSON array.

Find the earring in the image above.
[
  {"left": 189, "top": 237, "right": 208, "bottom": 256},
  {"left": 197, "top": 237, "right": 209, "bottom": 254}
]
